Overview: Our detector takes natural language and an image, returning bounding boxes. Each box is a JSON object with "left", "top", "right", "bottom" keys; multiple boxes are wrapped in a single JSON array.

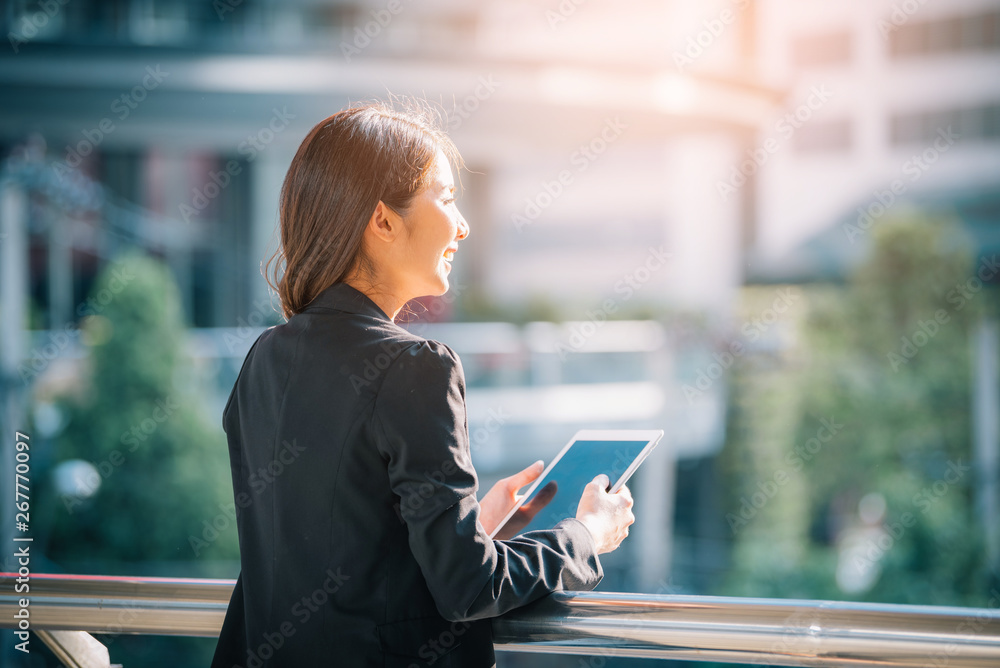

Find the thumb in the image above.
[
  {"left": 506, "top": 460, "right": 545, "bottom": 491},
  {"left": 591, "top": 474, "right": 610, "bottom": 491}
]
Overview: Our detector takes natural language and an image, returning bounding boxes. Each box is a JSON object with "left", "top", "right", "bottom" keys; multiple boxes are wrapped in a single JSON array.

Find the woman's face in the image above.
[{"left": 394, "top": 149, "right": 469, "bottom": 298}]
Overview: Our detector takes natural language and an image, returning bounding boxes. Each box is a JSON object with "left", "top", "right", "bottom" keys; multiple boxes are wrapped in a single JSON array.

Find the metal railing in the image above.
[{"left": 2, "top": 573, "right": 999, "bottom": 667}]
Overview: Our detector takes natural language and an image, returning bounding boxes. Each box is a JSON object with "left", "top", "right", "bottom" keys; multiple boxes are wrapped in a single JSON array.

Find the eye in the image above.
[{"left": 443, "top": 197, "right": 457, "bottom": 205}]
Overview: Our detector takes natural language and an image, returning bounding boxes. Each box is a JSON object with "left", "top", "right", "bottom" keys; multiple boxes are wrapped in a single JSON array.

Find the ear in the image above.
[{"left": 366, "top": 201, "right": 402, "bottom": 244}]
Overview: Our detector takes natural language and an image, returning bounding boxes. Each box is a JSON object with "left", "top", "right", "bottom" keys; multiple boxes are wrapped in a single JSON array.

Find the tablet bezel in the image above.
[{"left": 486, "top": 428, "right": 664, "bottom": 539}]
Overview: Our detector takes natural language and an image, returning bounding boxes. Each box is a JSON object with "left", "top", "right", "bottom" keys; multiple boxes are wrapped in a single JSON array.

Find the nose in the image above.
[{"left": 456, "top": 211, "right": 470, "bottom": 240}]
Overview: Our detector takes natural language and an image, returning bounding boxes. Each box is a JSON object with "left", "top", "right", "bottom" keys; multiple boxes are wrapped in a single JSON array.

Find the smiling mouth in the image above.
[{"left": 443, "top": 249, "right": 456, "bottom": 261}]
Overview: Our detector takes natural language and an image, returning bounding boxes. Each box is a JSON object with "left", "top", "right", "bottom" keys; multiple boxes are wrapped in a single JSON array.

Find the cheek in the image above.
[
  {"left": 415, "top": 229, "right": 445, "bottom": 263},
  {"left": 434, "top": 216, "right": 457, "bottom": 248}
]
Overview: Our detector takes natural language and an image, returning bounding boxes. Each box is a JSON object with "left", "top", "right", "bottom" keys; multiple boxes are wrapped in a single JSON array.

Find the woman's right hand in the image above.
[{"left": 574, "top": 474, "right": 635, "bottom": 554}]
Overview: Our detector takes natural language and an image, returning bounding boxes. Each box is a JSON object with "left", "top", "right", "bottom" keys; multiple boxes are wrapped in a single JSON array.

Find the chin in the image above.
[{"left": 418, "top": 277, "right": 449, "bottom": 298}]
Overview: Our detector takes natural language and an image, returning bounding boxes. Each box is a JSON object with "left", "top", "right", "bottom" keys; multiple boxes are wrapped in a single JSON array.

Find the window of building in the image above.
[
  {"left": 890, "top": 103, "right": 1000, "bottom": 146},
  {"left": 889, "top": 9, "right": 1000, "bottom": 58}
]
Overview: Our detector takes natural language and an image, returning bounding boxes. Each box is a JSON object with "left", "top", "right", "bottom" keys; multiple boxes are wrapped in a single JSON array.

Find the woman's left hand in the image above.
[{"left": 478, "top": 460, "right": 558, "bottom": 540}]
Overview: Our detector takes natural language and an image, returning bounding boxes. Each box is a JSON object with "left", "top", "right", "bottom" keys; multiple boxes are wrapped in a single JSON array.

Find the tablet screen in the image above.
[{"left": 511, "top": 438, "right": 654, "bottom": 536}]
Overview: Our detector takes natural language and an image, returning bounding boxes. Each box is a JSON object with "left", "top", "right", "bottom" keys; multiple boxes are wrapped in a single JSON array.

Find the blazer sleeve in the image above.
[{"left": 372, "top": 340, "right": 603, "bottom": 622}]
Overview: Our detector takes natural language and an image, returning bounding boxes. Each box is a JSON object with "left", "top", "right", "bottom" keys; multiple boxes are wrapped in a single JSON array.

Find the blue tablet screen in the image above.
[{"left": 512, "top": 439, "right": 651, "bottom": 536}]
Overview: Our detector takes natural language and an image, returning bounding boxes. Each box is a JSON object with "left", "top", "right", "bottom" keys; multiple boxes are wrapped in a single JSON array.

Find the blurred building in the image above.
[
  {"left": 748, "top": 0, "right": 1000, "bottom": 278},
  {"left": 0, "top": 0, "right": 778, "bottom": 328},
  {"left": 0, "top": 0, "right": 779, "bottom": 597},
  {"left": 3, "top": 0, "right": 998, "bottom": 606}
]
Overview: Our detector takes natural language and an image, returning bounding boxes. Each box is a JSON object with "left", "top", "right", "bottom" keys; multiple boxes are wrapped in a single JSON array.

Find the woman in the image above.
[{"left": 211, "top": 102, "right": 635, "bottom": 668}]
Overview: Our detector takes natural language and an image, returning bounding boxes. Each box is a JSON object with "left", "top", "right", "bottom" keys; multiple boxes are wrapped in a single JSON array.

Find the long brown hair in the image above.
[{"left": 265, "top": 100, "right": 461, "bottom": 320}]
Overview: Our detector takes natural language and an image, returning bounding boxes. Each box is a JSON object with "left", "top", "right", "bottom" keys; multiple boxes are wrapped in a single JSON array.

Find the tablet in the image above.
[{"left": 488, "top": 429, "right": 664, "bottom": 538}]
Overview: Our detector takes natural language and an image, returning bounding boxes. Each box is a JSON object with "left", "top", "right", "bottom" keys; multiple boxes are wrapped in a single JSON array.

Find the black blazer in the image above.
[{"left": 211, "top": 282, "right": 603, "bottom": 668}]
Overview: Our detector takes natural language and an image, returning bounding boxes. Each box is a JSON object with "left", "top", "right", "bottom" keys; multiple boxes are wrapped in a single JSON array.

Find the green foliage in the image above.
[
  {"left": 44, "top": 251, "right": 238, "bottom": 568},
  {"left": 718, "top": 215, "right": 995, "bottom": 607},
  {"left": 457, "top": 287, "right": 565, "bottom": 323},
  {"left": 455, "top": 286, "right": 668, "bottom": 324}
]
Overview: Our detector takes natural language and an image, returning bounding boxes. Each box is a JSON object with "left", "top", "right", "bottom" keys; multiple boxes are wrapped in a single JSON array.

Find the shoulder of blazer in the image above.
[
  {"left": 221, "top": 325, "right": 276, "bottom": 430},
  {"left": 342, "top": 319, "right": 462, "bottom": 393},
  {"left": 379, "top": 338, "right": 462, "bottom": 385},
  {"left": 369, "top": 338, "right": 466, "bottom": 425}
]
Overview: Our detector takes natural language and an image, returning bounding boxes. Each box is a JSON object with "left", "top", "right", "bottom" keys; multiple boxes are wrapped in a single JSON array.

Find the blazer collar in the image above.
[{"left": 302, "top": 282, "right": 393, "bottom": 322}]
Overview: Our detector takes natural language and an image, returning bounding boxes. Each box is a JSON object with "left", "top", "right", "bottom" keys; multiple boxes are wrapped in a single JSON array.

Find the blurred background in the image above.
[{"left": 1, "top": 0, "right": 999, "bottom": 665}]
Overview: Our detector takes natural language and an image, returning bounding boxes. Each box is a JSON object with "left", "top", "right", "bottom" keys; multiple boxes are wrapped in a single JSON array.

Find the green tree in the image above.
[
  {"left": 719, "top": 215, "right": 994, "bottom": 606},
  {"left": 44, "top": 252, "right": 237, "bottom": 566}
]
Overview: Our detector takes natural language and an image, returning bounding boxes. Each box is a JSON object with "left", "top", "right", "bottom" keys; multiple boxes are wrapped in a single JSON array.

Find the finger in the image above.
[
  {"left": 590, "top": 474, "right": 610, "bottom": 491},
  {"left": 519, "top": 481, "right": 558, "bottom": 520},
  {"left": 505, "top": 460, "right": 545, "bottom": 492},
  {"left": 530, "top": 480, "right": 558, "bottom": 506},
  {"left": 519, "top": 481, "right": 557, "bottom": 512},
  {"left": 616, "top": 484, "right": 634, "bottom": 507}
]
